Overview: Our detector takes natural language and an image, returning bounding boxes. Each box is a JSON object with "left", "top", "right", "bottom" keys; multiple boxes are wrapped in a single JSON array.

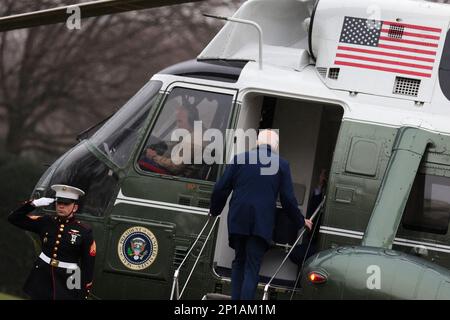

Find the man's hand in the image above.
[
  {"left": 84, "top": 282, "right": 93, "bottom": 300},
  {"left": 146, "top": 148, "right": 157, "bottom": 159},
  {"left": 208, "top": 210, "right": 217, "bottom": 217},
  {"left": 305, "top": 219, "right": 313, "bottom": 231},
  {"left": 32, "top": 197, "right": 55, "bottom": 207}
]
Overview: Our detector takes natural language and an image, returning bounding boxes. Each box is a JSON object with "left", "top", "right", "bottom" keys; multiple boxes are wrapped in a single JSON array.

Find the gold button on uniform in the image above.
[
  {"left": 59, "top": 228, "right": 64, "bottom": 232},
  {"left": 60, "top": 224, "right": 65, "bottom": 228},
  {"left": 56, "top": 241, "right": 60, "bottom": 245},
  {"left": 57, "top": 234, "right": 62, "bottom": 238},
  {"left": 53, "top": 254, "right": 57, "bottom": 258},
  {"left": 54, "top": 247, "right": 58, "bottom": 251}
]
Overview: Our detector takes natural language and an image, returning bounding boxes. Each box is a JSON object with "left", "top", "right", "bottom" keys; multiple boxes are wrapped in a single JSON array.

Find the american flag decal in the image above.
[{"left": 335, "top": 17, "right": 442, "bottom": 78}]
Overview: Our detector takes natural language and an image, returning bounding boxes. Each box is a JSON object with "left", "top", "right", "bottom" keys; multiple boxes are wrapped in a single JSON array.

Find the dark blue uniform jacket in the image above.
[{"left": 210, "top": 145, "right": 305, "bottom": 246}]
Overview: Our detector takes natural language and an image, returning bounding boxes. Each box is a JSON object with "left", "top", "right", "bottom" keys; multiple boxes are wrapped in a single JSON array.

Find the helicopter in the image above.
[{"left": 2, "top": 0, "right": 450, "bottom": 300}]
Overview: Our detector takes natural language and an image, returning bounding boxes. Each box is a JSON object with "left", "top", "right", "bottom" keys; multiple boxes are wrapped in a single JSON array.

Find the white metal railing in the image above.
[
  {"left": 170, "top": 215, "right": 219, "bottom": 300},
  {"left": 262, "top": 197, "right": 325, "bottom": 300},
  {"left": 203, "top": 14, "right": 264, "bottom": 70}
]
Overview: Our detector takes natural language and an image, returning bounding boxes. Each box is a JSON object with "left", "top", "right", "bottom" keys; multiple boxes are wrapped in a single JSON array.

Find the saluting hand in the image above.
[{"left": 32, "top": 197, "right": 55, "bottom": 207}]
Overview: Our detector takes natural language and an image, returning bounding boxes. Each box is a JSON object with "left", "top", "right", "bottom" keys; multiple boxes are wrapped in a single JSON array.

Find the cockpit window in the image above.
[
  {"left": 402, "top": 173, "right": 450, "bottom": 235},
  {"left": 138, "top": 87, "right": 234, "bottom": 181},
  {"left": 44, "top": 142, "right": 118, "bottom": 217},
  {"left": 90, "top": 80, "right": 163, "bottom": 167}
]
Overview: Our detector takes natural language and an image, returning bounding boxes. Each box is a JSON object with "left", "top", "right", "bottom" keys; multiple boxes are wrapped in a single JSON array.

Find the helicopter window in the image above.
[
  {"left": 44, "top": 142, "right": 118, "bottom": 217},
  {"left": 402, "top": 173, "right": 450, "bottom": 235},
  {"left": 90, "top": 80, "right": 163, "bottom": 167},
  {"left": 439, "top": 29, "right": 450, "bottom": 101},
  {"left": 138, "top": 87, "right": 233, "bottom": 181}
]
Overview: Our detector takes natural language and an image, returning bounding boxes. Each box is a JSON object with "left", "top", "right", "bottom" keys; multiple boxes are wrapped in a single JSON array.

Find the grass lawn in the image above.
[{"left": 0, "top": 293, "right": 22, "bottom": 300}]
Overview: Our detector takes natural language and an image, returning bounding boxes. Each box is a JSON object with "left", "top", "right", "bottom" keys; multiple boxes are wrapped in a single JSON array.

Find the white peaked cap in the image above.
[{"left": 51, "top": 184, "right": 85, "bottom": 200}]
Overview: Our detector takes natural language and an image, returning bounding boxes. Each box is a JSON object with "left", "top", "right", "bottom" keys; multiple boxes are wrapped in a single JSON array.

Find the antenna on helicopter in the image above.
[{"left": 203, "top": 13, "right": 264, "bottom": 70}]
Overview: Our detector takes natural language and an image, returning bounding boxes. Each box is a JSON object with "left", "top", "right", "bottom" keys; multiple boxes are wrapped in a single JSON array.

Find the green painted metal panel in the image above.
[
  {"left": 319, "top": 121, "right": 397, "bottom": 244},
  {"left": 363, "top": 127, "right": 438, "bottom": 248},
  {"left": 345, "top": 138, "right": 380, "bottom": 177},
  {"left": 302, "top": 246, "right": 450, "bottom": 300}
]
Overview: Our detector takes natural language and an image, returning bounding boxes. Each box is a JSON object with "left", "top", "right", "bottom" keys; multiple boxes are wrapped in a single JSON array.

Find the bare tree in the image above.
[{"left": 0, "top": 0, "right": 242, "bottom": 158}]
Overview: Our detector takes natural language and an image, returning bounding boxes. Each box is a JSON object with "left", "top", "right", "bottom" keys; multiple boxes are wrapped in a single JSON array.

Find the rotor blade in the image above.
[{"left": 0, "top": 0, "right": 204, "bottom": 32}]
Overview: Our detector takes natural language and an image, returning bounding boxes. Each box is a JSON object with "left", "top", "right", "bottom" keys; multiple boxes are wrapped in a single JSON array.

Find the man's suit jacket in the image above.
[{"left": 210, "top": 145, "right": 305, "bottom": 246}]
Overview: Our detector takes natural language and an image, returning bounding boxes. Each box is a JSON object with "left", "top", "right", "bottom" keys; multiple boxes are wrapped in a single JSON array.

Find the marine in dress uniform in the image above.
[{"left": 8, "top": 185, "right": 96, "bottom": 300}]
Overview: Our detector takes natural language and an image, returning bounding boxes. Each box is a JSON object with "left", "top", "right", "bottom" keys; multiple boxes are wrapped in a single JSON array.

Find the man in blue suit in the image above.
[{"left": 209, "top": 130, "right": 312, "bottom": 300}]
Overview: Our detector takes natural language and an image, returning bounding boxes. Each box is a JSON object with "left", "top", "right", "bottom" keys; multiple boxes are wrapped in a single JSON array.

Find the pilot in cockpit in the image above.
[{"left": 139, "top": 102, "right": 204, "bottom": 178}]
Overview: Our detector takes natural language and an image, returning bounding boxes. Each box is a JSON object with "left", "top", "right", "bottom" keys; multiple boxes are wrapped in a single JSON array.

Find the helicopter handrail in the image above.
[
  {"left": 170, "top": 215, "right": 219, "bottom": 300},
  {"left": 203, "top": 13, "right": 264, "bottom": 70},
  {"left": 262, "top": 197, "right": 326, "bottom": 300},
  {"left": 179, "top": 216, "right": 219, "bottom": 299}
]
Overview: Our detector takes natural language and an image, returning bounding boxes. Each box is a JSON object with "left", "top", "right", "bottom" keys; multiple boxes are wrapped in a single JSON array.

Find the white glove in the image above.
[{"left": 32, "top": 197, "right": 55, "bottom": 207}]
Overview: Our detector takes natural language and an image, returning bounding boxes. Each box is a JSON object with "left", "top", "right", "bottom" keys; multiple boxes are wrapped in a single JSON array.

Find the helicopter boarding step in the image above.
[{"left": 202, "top": 293, "right": 231, "bottom": 300}]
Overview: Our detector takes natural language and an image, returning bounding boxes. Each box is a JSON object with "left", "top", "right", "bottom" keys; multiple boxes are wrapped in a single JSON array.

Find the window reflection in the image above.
[
  {"left": 90, "top": 80, "right": 162, "bottom": 167},
  {"left": 45, "top": 142, "right": 118, "bottom": 217},
  {"left": 402, "top": 173, "right": 450, "bottom": 235}
]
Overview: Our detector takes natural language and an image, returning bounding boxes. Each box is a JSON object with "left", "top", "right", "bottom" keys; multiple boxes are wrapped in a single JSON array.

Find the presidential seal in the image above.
[{"left": 117, "top": 226, "right": 158, "bottom": 270}]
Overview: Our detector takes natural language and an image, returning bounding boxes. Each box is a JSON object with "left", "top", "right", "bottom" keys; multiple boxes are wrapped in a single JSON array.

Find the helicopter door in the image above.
[
  {"left": 102, "top": 83, "right": 237, "bottom": 299},
  {"left": 212, "top": 93, "right": 344, "bottom": 292}
]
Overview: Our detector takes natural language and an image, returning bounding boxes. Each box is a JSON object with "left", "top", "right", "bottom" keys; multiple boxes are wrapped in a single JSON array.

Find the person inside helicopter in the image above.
[
  {"left": 139, "top": 102, "right": 204, "bottom": 178},
  {"left": 289, "top": 168, "right": 328, "bottom": 267},
  {"left": 138, "top": 87, "right": 234, "bottom": 181}
]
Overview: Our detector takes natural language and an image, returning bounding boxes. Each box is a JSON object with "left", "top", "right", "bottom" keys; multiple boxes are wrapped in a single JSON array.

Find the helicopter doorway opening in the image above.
[{"left": 213, "top": 93, "right": 344, "bottom": 289}]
